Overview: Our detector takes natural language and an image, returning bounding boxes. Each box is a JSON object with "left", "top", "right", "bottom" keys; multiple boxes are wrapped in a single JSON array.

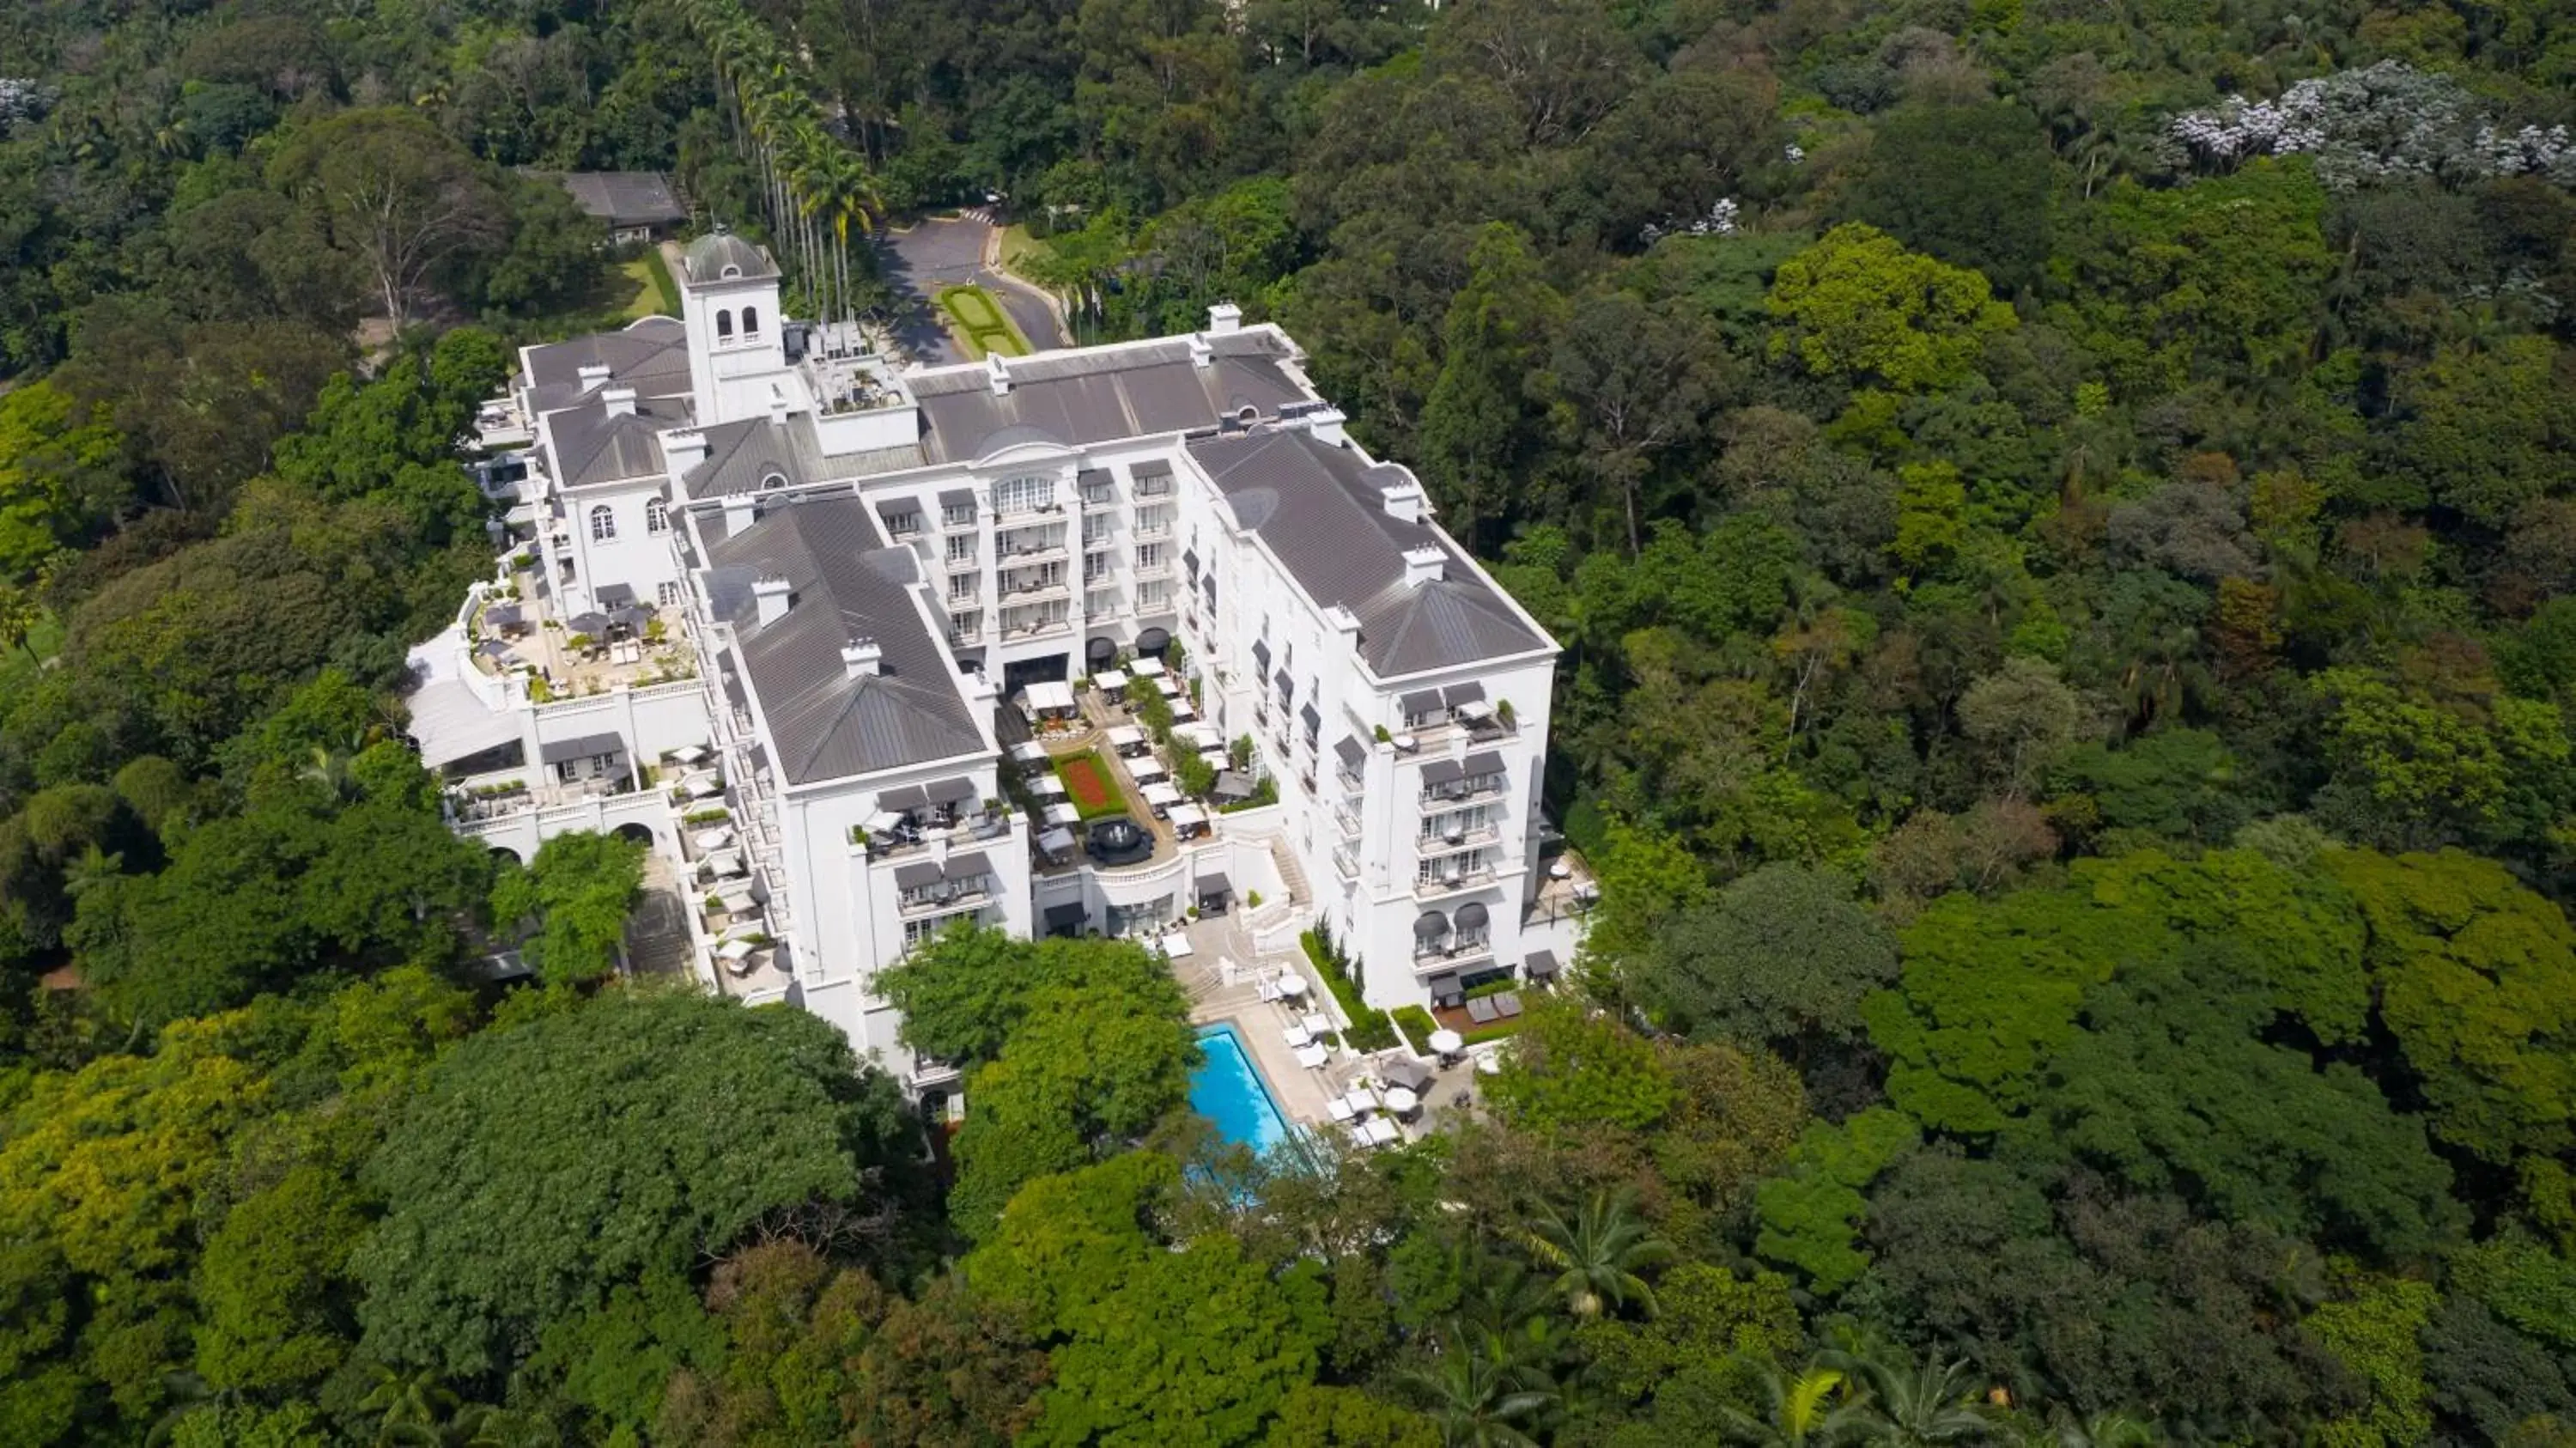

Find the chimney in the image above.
[
  {"left": 1380, "top": 472, "right": 1426, "bottom": 524},
  {"left": 665, "top": 429, "right": 708, "bottom": 477},
  {"left": 1188, "top": 332, "right": 1213, "bottom": 369},
  {"left": 767, "top": 386, "right": 789, "bottom": 427},
  {"left": 576, "top": 363, "right": 612, "bottom": 392},
  {"left": 1206, "top": 301, "right": 1242, "bottom": 335},
  {"left": 722, "top": 493, "right": 756, "bottom": 537},
  {"left": 986, "top": 353, "right": 1011, "bottom": 396},
  {"left": 602, "top": 386, "right": 636, "bottom": 418},
  {"left": 841, "top": 636, "right": 883, "bottom": 678},
  {"left": 967, "top": 668, "right": 1000, "bottom": 703},
  {"left": 1401, "top": 545, "right": 1445, "bottom": 590},
  {"left": 753, "top": 575, "right": 792, "bottom": 625}
]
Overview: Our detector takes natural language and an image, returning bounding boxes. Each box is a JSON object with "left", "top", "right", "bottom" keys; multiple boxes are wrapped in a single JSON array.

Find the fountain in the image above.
[{"left": 1085, "top": 816, "right": 1154, "bottom": 867}]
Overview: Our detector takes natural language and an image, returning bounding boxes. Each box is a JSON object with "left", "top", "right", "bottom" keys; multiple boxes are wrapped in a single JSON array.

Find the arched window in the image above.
[
  {"left": 742, "top": 305, "right": 761, "bottom": 336},
  {"left": 715, "top": 309, "right": 733, "bottom": 339},
  {"left": 589, "top": 504, "right": 617, "bottom": 542},
  {"left": 646, "top": 496, "right": 670, "bottom": 534},
  {"left": 759, "top": 471, "right": 787, "bottom": 492}
]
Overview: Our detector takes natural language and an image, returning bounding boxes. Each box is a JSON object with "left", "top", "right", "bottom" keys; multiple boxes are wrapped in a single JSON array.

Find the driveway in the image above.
[{"left": 876, "top": 215, "right": 1069, "bottom": 364}]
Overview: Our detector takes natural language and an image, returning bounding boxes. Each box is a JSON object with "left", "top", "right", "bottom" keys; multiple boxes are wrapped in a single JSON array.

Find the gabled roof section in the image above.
[
  {"left": 683, "top": 232, "right": 776, "bottom": 285},
  {"left": 522, "top": 318, "right": 692, "bottom": 416},
  {"left": 550, "top": 395, "right": 686, "bottom": 488},
  {"left": 682, "top": 413, "right": 926, "bottom": 500},
  {"left": 1188, "top": 429, "right": 1550, "bottom": 678},
  {"left": 703, "top": 496, "right": 984, "bottom": 785},
  {"left": 552, "top": 171, "right": 684, "bottom": 228},
  {"left": 908, "top": 336, "right": 1315, "bottom": 463}
]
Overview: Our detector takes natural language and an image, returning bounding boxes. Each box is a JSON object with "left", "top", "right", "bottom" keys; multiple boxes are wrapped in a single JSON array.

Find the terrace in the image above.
[
  {"left": 469, "top": 561, "right": 696, "bottom": 702},
  {"left": 1005, "top": 662, "right": 1240, "bottom": 876}
]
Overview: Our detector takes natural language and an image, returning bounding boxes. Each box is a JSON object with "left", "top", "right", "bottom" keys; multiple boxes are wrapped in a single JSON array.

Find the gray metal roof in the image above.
[
  {"left": 550, "top": 396, "right": 685, "bottom": 488},
  {"left": 540, "top": 732, "right": 626, "bottom": 764},
  {"left": 1188, "top": 429, "right": 1549, "bottom": 678},
  {"left": 704, "top": 496, "right": 984, "bottom": 786},
  {"left": 522, "top": 319, "right": 692, "bottom": 412},
  {"left": 683, "top": 231, "right": 776, "bottom": 284},
  {"left": 682, "top": 413, "right": 923, "bottom": 500},
  {"left": 552, "top": 172, "right": 685, "bottom": 228},
  {"left": 908, "top": 343, "right": 1315, "bottom": 464}
]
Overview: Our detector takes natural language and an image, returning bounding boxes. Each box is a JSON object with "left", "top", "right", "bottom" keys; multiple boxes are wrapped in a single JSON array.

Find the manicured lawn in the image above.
[
  {"left": 623, "top": 251, "right": 680, "bottom": 319},
  {"left": 997, "top": 223, "right": 1052, "bottom": 277},
  {"left": 1054, "top": 750, "right": 1124, "bottom": 818},
  {"left": 0, "top": 611, "right": 64, "bottom": 697},
  {"left": 936, "top": 283, "right": 1029, "bottom": 359}
]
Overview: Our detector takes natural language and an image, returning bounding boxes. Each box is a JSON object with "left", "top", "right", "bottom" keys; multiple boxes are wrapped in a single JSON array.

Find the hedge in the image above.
[{"left": 1301, "top": 927, "right": 1398, "bottom": 1053}]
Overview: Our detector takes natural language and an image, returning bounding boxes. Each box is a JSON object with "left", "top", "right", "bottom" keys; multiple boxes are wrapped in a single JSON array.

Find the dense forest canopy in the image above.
[{"left": 2, "top": 0, "right": 2575, "bottom": 1444}]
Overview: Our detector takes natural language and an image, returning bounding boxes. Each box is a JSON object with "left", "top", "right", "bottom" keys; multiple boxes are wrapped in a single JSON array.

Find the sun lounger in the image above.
[
  {"left": 1294, "top": 1043, "right": 1330, "bottom": 1069},
  {"left": 1493, "top": 992, "right": 1523, "bottom": 1018},
  {"left": 1284, "top": 1024, "right": 1315, "bottom": 1049},
  {"left": 1326, "top": 1098, "right": 1358, "bottom": 1123},
  {"left": 1256, "top": 978, "right": 1284, "bottom": 1002},
  {"left": 1362, "top": 1118, "right": 1400, "bottom": 1147},
  {"left": 1466, "top": 995, "right": 1499, "bottom": 1024}
]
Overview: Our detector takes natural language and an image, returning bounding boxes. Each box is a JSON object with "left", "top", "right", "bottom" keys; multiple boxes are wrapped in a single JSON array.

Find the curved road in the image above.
[{"left": 875, "top": 216, "right": 1069, "bottom": 365}]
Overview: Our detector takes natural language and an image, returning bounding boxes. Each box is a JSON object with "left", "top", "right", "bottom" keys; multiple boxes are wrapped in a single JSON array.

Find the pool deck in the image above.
[{"left": 1174, "top": 908, "right": 1485, "bottom": 1143}]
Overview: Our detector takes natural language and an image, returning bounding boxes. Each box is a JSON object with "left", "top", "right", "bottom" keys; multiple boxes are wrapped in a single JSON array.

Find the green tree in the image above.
[
  {"left": 488, "top": 830, "right": 644, "bottom": 986},
  {"left": 1640, "top": 864, "right": 1898, "bottom": 1056},
  {"left": 1765, "top": 224, "right": 2016, "bottom": 392},
  {"left": 1753, "top": 1109, "right": 1920, "bottom": 1294},
  {"left": 877, "top": 928, "right": 1188, "bottom": 1066},
  {"left": 352, "top": 991, "right": 890, "bottom": 1377},
  {"left": 1844, "top": 102, "right": 2055, "bottom": 290},
  {"left": 266, "top": 109, "right": 502, "bottom": 330},
  {"left": 2388, "top": 336, "right": 2575, "bottom": 528},
  {"left": 2306, "top": 1276, "right": 2439, "bottom": 1448},
  {"left": 1485, "top": 996, "right": 1679, "bottom": 1133}
]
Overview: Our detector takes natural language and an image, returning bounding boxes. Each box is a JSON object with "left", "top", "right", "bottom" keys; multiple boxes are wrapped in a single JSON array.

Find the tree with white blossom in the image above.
[{"left": 2167, "top": 61, "right": 2576, "bottom": 191}]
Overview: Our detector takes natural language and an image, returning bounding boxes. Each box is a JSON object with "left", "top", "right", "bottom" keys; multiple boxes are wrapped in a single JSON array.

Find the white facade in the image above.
[{"left": 413, "top": 233, "right": 1586, "bottom": 1081}]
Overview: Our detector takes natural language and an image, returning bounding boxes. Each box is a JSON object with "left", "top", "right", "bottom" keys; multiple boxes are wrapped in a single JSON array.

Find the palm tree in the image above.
[
  {"left": 1405, "top": 1345, "right": 1555, "bottom": 1448},
  {"left": 0, "top": 580, "right": 40, "bottom": 663},
  {"left": 1722, "top": 1360, "right": 1879, "bottom": 1448},
  {"left": 1838, "top": 1350, "right": 1999, "bottom": 1448},
  {"left": 2048, "top": 1408, "right": 2156, "bottom": 1448},
  {"left": 357, "top": 1364, "right": 459, "bottom": 1447},
  {"left": 1516, "top": 1187, "right": 1676, "bottom": 1319}
]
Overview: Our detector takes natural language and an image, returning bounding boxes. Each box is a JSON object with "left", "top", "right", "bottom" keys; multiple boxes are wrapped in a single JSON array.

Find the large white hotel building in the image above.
[{"left": 408, "top": 233, "right": 1589, "bottom": 1083}]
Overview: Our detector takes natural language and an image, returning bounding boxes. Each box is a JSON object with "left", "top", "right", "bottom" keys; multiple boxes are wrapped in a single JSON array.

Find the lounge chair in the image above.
[
  {"left": 1493, "top": 992, "right": 1524, "bottom": 1019},
  {"left": 1255, "top": 977, "right": 1283, "bottom": 1002},
  {"left": 1294, "top": 1043, "right": 1330, "bottom": 1069},
  {"left": 1325, "top": 1098, "right": 1357, "bottom": 1123},
  {"left": 1465, "top": 995, "right": 1499, "bottom": 1024},
  {"left": 1362, "top": 1118, "right": 1400, "bottom": 1147},
  {"left": 1284, "top": 1024, "right": 1315, "bottom": 1049}
]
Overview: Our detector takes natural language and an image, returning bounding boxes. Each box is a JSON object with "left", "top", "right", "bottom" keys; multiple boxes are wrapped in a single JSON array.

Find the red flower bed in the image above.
[{"left": 1058, "top": 753, "right": 1119, "bottom": 813}]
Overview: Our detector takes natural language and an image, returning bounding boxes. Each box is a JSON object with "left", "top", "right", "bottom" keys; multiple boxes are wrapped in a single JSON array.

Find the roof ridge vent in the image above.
[{"left": 986, "top": 352, "right": 1011, "bottom": 396}]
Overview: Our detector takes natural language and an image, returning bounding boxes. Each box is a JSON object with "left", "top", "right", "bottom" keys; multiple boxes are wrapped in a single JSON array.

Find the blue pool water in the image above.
[{"left": 1190, "top": 1023, "right": 1292, "bottom": 1153}]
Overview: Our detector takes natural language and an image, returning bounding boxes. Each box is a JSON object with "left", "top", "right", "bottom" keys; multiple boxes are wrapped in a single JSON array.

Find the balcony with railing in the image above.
[
  {"left": 1001, "top": 566, "right": 1069, "bottom": 600},
  {"left": 1332, "top": 844, "right": 1359, "bottom": 879},
  {"left": 1415, "top": 852, "right": 1497, "bottom": 897},
  {"left": 1133, "top": 472, "right": 1174, "bottom": 500},
  {"left": 998, "top": 524, "right": 1067, "bottom": 563},
  {"left": 1414, "top": 929, "right": 1494, "bottom": 966}
]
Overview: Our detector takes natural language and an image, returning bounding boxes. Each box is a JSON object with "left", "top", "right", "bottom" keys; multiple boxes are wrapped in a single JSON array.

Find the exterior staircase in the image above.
[
  {"left": 622, "top": 853, "right": 699, "bottom": 980},
  {"left": 1267, "top": 838, "right": 1309, "bottom": 907}
]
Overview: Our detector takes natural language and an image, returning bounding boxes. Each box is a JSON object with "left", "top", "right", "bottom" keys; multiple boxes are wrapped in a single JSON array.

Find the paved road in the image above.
[{"left": 875, "top": 216, "right": 1068, "bottom": 364}]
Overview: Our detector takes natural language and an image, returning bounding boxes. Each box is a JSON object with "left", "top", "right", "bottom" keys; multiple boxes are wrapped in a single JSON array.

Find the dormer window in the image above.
[{"left": 760, "top": 472, "right": 787, "bottom": 492}]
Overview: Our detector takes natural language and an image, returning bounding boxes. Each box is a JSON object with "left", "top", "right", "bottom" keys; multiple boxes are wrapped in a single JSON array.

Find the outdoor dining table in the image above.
[
  {"left": 1428, "top": 1027, "right": 1464, "bottom": 1056},
  {"left": 692, "top": 826, "right": 736, "bottom": 852},
  {"left": 1382, "top": 1086, "right": 1420, "bottom": 1114},
  {"left": 1340, "top": 1086, "right": 1381, "bottom": 1117},
  {"left": 1301, "top": 1013, "right": 1334, "bottom": 1039},
  {"left": 1278, "top": 974, "right": 1310, "bottom": 999}
]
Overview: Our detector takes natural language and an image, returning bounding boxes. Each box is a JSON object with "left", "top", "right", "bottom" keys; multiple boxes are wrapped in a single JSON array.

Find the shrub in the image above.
[
  {"left": 1300, "top": 925, "right": 1398, "bottom": 1052},
  {"left": 1392, "top": 1006, "right": 1437, "bottom": 1048}
]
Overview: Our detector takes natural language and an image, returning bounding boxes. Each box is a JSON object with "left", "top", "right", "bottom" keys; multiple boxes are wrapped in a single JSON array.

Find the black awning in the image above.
[
  {"left": 1382, "top": 1056, "right": 1432, "bottom": 1090},
  {"left": 1414, "top": 910, "right": 1449, "bottom": 940},
  {"left": 484, "top": 603, "right": 522, "bottom": 626},
  {"left": 1196, "top": 872, "right": 1231, "bottom": 900},
  {"left": 892, "top": 861, "right": 941, "bottom": 888},
  {"left": 939, "top": 487, "right": 976, "bottom": 510},
  {"left": 1087, "top": 636, "right": 1118, "bottom": 665},
  {"left": 1252, "top": 640, "right": 1271, "bottom": 673},
  {"left": 1273, "top": 668, "right": 1294, "bottom": 697},
  {"left": 1182, "top": 548, "right": 1199, "bottom": 576},
  {"left": 1045, "top": 902, "right": 1088, "bottom": 928},
  {"left": 539, "top": 731, "right": 625, "bottom": 764},
  {"left": 943, "top": 850, "right": 992, "bottom": 879},
  {"left": 1137, "top": 626, "right": 1170, "bottom": 654},
  {"left": 927, "top": 777, "right": 978, "bottom": 806},
  {"left": 595, "top": 582, "right": 636, "bottom": 607},
  {"left": 879, "top": 784, "right": 928, "bottom": 811},
  {"left": 1443, "top": 681, "right": 1485, "bottom": 708},
  {"left": 1454, "top": 900, "right": 1490, "bottom": 930},
  {"left": 1334, "top": 737, "right": 1365, "bottom": 768},
  {"left": 1420, "top": 759, "right": 1465, "bottom": 787},
  {"left": 1399, "top": 689, "right": 1443, "bottom": 718},
  {"left": 1076, "top": 467, "right": 1109, "bottom": 489},
  {"left": 565, "top": 611, "right": 611, "bottom": 637},
  {"left": 873, "top": 496, "right": 914, "bottom": 517},
  {"left": 1524, "top": 950, "right": 1561, "bottom": 979},
  {"left": 1131, "top": 459, "right": 1173, "bottom": 481},
  {"left": 1300, "top": 702, "right": 1321, "bottom": 733},
  {"left": 1461, "top": 751, "right": 1505, "bottom": 778}
]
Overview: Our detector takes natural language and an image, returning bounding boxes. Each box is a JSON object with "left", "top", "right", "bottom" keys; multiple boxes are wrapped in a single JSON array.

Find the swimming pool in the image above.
[{"left": 1190, "top": 1022, "right": 1292, "bottom": 1153}]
